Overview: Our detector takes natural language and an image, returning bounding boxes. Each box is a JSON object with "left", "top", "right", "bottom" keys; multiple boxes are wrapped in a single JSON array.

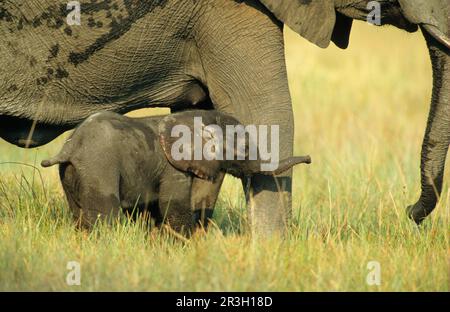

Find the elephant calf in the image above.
[{"left": 42, "top": 110, "right": 311, "bottom": 234}]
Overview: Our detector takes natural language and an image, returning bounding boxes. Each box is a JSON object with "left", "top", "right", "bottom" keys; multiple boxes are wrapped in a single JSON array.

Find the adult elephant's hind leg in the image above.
[{"left": 196, "top": 1, "right": 294, "bottom": 236}]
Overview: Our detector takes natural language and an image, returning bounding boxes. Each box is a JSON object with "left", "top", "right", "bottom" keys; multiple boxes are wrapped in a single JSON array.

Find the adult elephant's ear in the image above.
[
  {"left": 158, "top": 110, "right": 242, "bottom": 181},
  {"left": 399, "top": 0, "right": 450, "bottom": 49},
  {"left": 259, "top": 0, "right": 352, "bottom": 49}
]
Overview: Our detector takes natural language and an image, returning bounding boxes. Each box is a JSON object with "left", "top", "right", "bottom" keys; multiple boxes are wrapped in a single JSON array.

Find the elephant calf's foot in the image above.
[
  {"left": 406, "top": 200, "right": 435, "bottom": 225},
  {"left": 193, "top": 209, "right": 214, "bottom": 230}
]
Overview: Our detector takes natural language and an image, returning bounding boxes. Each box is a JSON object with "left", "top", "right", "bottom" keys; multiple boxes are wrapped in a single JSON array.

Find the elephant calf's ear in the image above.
[{"left": 158, "top": 112, "right": 226, "bottom": 181}]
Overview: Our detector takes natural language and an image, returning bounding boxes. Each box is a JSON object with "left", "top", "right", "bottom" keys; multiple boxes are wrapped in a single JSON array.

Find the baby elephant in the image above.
[{"left": 42, "top": 110, "right": 311, "bottom": 234}]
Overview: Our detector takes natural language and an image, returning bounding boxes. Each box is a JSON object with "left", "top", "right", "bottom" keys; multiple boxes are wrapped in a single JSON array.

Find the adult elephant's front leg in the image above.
[
  {"left": 195, "top": 1, "right": 295, "bottom": 236},
  {"left": 242, "top": 109, "right": 294, "bottom": 237},
  {"left": 244, "top": 173, "right": 293, "bottom": 237}
]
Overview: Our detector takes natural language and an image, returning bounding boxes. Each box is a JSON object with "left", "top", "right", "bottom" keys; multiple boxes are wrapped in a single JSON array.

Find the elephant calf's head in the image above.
[{"left": 158, "top": 110, "right": 311, "bottom": 181}]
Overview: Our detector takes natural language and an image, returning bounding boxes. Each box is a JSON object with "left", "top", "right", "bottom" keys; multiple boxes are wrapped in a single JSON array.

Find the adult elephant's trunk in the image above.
[{"left": 407, "top": 30, "right": 450, "bottom": 224}]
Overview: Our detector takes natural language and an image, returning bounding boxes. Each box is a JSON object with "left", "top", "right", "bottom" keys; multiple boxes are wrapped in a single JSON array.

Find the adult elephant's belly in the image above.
[
  {"left": 0, "top": 72, "right": 207, "bottom": 148},
  {"left": 0, "top": 75, "right": 207, "bottom": 148},
  {"left": 0, "top": 1, "right": 203, "bottom": 148},
  {"left": 0, "top": 115, "right": 72, "bottom": 148}
]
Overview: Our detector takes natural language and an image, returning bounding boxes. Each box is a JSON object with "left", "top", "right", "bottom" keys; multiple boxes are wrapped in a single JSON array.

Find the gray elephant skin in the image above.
[
  {"left": 1, "top": 1, "right": 449, "bottom": 233},
  {"left": 41, "top": 110, "right": 311, "bottom": 233}
]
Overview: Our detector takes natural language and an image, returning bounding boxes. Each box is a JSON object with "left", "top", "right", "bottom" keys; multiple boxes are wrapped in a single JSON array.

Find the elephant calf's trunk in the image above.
[{"left": 263, "top": 155, "right": 312, "bottom": 175}]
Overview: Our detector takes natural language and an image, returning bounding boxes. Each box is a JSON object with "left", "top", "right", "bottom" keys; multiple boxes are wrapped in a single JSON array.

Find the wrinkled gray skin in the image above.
[
  {"left": 1, "top": 0, "right": 449, "bottom": 233},
  {"left": 41, "top": 110, "right": 311, "bottom": 233}
]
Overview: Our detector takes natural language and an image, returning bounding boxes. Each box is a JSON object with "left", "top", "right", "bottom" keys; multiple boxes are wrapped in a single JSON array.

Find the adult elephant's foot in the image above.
[{"left": 245, "top": 174, "right": 292, "bottom": 238}]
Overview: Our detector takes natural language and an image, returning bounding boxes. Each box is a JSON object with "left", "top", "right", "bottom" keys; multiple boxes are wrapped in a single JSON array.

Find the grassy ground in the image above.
[{"left": 0, "top": 22, "right": 448, "bottom": 291}]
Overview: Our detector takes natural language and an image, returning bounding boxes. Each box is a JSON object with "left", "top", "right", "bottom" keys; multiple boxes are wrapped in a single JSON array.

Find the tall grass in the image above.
[{"left": 0, "top": 23, "right": 448, "bottom": 291}]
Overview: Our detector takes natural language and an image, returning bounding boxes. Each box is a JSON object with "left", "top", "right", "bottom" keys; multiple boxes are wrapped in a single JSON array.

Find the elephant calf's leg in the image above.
[
  {"left": 190, "top": 172, "right": 225, "bottom": 229},
  {"left": 159, "top": 166, "right": 195, "bottom": 235},
  {"left": 60, "top": 163, "right": 121, "bottom": 229}
]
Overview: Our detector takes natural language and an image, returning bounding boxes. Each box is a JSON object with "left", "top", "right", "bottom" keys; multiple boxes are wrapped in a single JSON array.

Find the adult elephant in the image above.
[{"left": 0, "top": 1, "right": 448, "bottom": 235}]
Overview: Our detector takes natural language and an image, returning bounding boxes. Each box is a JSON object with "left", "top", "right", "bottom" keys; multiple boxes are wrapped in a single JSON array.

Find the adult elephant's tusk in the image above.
[{"left": 422, "top": 24, "right": 450, "bottom": 50}]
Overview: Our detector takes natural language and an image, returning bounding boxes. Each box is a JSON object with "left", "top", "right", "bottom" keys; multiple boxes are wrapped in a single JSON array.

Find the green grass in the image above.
[{"left": 0, "top": 22, "right": 448, "bottom": 291}]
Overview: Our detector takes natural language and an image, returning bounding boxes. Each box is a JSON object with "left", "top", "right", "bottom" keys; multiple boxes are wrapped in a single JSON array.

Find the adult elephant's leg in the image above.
[
  {"left": 195, "top": 1, "right": 294, "bottom": 236},
  {"left": 407, "top": 32, "right": 450, "bottom": 224}
]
